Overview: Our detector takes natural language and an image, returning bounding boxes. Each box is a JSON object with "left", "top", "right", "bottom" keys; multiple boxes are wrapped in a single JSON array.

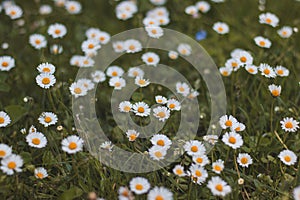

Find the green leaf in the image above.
[
  {"left": 4, "top": 105, "right": 27, "bottom": 125},
  {"left": 19, "top": 152, "right": 32, "bottom": 163},
  {"left": 0, "top": 82, "right": 10, "bottom": 92},
  {"left": 58, "top": 186, "right": 83, "bottom": 200},
  {"left": 131, "top": 92, "right": 144, "bottom": 101}
]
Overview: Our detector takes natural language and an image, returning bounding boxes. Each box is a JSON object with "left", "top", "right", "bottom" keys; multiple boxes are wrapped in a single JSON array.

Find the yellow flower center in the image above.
[
  {"left": 232, "top": 62, "right": 238, "bottom": 68},
  {"left": 32, "top": 138, "right": 41, "bottom": 145},
  {"left": 263, "top": 69, "right": 270, "bottom": 75},
  {"left": 259, "top": 41, "right": 266, "bottom": 46},
  {"left": 74, "top": 87, "right": 82, "bottom": 94},
  {"left": 157, "top": 111, "right": 166, "bottom": 118},
  {"left": 69, "top": 142, "right": 77, "bottom": 150},
  {"left": 100, "top": 36, "right": 105, "bottom": 41},
  {"left": 2, "top": 62, "right": 8, "bottom": 67},
  {"left": 137, "top": 107, "right": 145, "bottom": 113},
  {"left": 129, "top": 134, "right": 137, "bottom": 141},
  {"left": 0, "top": 117, "right": 4, "bottom": 124},
  {"left": 195, "top": 170, "right": 202, "bottom": 177},
  {"left": 277, "top": 69, "right": 284, "bottom": 75},
  {"left": 157, "top": 140, "right": 165, "bottom": 146},
  {"left": 138, "top": 79, "right": 146, "bottom": 85},
  {"left": 55, "top": 29, "right": 61, "bottom": 34},
  {"left": 8, "top": 161, "right": 16, "bottom": 169},
  {"left": 241, "top": 157, "right": 248, "bottom": 164},
  {"left": 169, "top": 104, "right": 175, "bottom": 109},
  {"left": 129, "top": 45, "right": 135, "bottom": 51},
  {"left": 218, "top": 27, "right": 224, "bottom": 32},
  {"left": 111, "top": 71, "right": 118, "bottom": 77},
  {"left": 285, "top": 122, "right": 293, "bottom": 129},
  {"left": 114, "top": 82, "right": 121, "bottom": 87},
  {"left": 42, "top": 77, "right": 50, "bottom": 85},
  {"left": 35, "top": 39, "right": 41, "bottom": 44},
  {"left": 44, "top": 116, "right": 52, "bottom": 123},
  {"left": 155, "top": 195, "right": 164, "bottom": 200},
  {"left": 191, "top": 146, "right": 198, "bottom": 152},
  {"left": 123, "top": 106, "right": 131, "bottom": 112},
  {"left": 196, "top": 157, "right": 203, "bottom": 164},
  {"left": 215, "top": 184, "right": 223, "bottom": 192},
  {"left": 271, "top": 90, "right": 280, "bottom": 97},
  {"left": 10, "top": 10, "right": 16, "bottom": 16},
  {"left": 154, "top": 151, "right": 163, "bottom": 158},
  {"left": 147, "top": 57, "right": 154, "bottom": 63},
  {"left": 284, "top": 155, "right": 291, "bottom": 162},
  {"left": 42, "top": 68, "right": 50, "bottom": 73},
  {"left": 225, "top": 120, "right": 232, "bottom": 127},
  {"left": 135, "top": 184, "right": 143, "bottom": 191},
  {"left": 0, "top": 150, "right": 6, "bottom": 157},
  {"left": 228, "top": 136, "right": 236, "bottom": 144},
  {"left": 240, "top": 56, "right": 247, "bottom": 63},
  {"left": 88, "top": 44, "right": 94, "bottom": 49},
  {"left": 36, "top": 172, "right": 44, "bottom": 179},
  {"left": 248, "top": 68, "right": 255, "bottom": 73},
  {"left": 151, "top": 29, "right": 157, "bottom": 34},
  {"left": 266, "top": 18, "right": 272, "bottom": 24}
]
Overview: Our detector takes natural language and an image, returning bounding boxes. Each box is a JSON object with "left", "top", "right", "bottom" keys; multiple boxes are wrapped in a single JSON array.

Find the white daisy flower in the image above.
[
  {"left": 0, "top": 56, "right": 15, "bottom": 71},
  {"left": 135, "top": 76, "right": 150, "bottom": 87},
  {"left": 225, "top": 58, "right": 240, "bottom": 71},
  {"left": 147, "top": 187, "right": 173, "bottom": 200},
  {"left": 28, "top": 125, "right": 37, "bottom": 134},
  {"left": 167, "top": 99, "right": 181, "bottom": 111},
  {"left": 219, "top": 115, "right": 238, "bottom": 129},
  {"left": 132, "top": 102, "right": 151, "bottom": 117},
  {"left": 219, "top": 67, "right": 232, "bottom": 77},
  {"left": 128, "top": 67, "right": 144, "bottom": 78},
  {"left": 143, "top": 17, "right": 159, "bottom": 26},
  {"left": 5, "top": 5, "right": 23, "bottom": 19},
  {"left": 124, "top": 39, "right": 142, "bottom": 53},
  {"left": 37, "top": 62, "right": 55, "bottom": 74},
  {"left": 36, "top": 73, "right": 56, "bottom": 89},
  {"left": 69, "top": 81, "right": 88, "bottom": 98},
  {"left": 34, "top": 167, "right": 48, "bottom": 179},
  {"left": 69, "top": 55, "right": 82, "bottom": 67},
  {"left": 233, "top": 50, "right": 253, "bottom": 66},
  {"left": 29, "top": 34, "right": 47, "bottom": 49},
  {"left": 145, "top": 26, "right": 164, "bottom": 39},
  {"left": 129, "top": 177, "right": 150, "bottom": 195},
  {"left": 113, "top": 41, "right": 125, "bottom": 53},
  {"left": 150, "top": 134, "right": 172, "bottom": 149},
  {"left": 293, "top": 186, "right": 300, "bottom": 200},
  {"left": 156, "top": 16, "right": 170, "bottom": 26},
  {"left": 176, "top": 82, "right": 190, "bottom": 97},
  {"left": 192, "top": 154, "right": 210, "bottom": 167},
  {"left": 280, "top": 117, "right": 299, "bottom": 132},
  {"left": 81, "top": 39, "right": 101, "bottom": 55},
  {"left": 142, "top": 52, "right": 160, "bottom": 66},
  {"left": 86, "top": 28, "right": 101, "bottom": 40},
  {"left": 118, "top": 186, "right": 133, "bottom": 200},
  {"left": 254, "top": 36, "right": 272, "bottom": 48},
  {"left": 61, "top": 135, "right": 84, "bottom": 154},
  {"left": 237, "top": 153, "right": 253, "bottom": 167},
  {"left": 203, "top": 135, "right": 218, "bottom": 145},
  {"left": 196, "top": 1, "right": 211, "bottom": 13},
  {"left": 39, "top": 4, "right": 52, "bottom": 15},
  {"left": 207, "top": 176, "right": 232, "bottom": 197},
  {"left": 106, "top": 66, "right": 124, "bottom": 77},
  {"left": 91, "top": 70, "right": 106, "bottom": 83},
  {"left": 259, "top": 12, "right": 279, "bottom": 27},
  {"left": 116, "top": 1, "right": 138, "bottom": 14},
  {"left": 153, "top": 106, "right": 170, "bottom": 122},
  {"left": 78, "top": 56, "right": 95, "bottom": 67},
  {"left": 168, "top": 51, "right": 178, "bottom": 60},
  {"left": 119, "top": 101, "right": 132, "bottom": 113},
  {"left": 277, "top": 26, "right": 293, "bottom": 38},
  {"left": 184, "top": 140, "right": 206, "bottom": 156},
  {"left": 212, "top": 159, "right": 224, "bottom": 174},
  {"left": 97, "top": 31, "right": 111, "bottom": 45},
  {"left": 189, "top": 164, "right": 208, "bottom": 185},
  {"left": 77, "top": 78, "right": 95, "bottom": 91},
  {"left": 231, "top": 122, "right": 246, "bottom": 132},
  {"left": 100, "top": 141, "right": 114, "bottom": 151},
  {"left": 213, "top": 22, "right": 230, "bottom": 34},
  {"left": 38, "top": 112, "right": 58, "bottom": 127},
  {"left": 0, "top": 111, "right": 11, "bottom": 128},
  {"left": 26, "top": 132, "right": 47, "bottom": 148},
  {"left": 222, "top": 132, "right": 243, "bottom": 149},
  {"left": 65, "top": 1, "right": 81, "bottom": 14},
  {"left": 149, "top": 145, "right": 167, "bottom": 160},
  {"left": 275, "top": 65, "right": 289, "bottom": 77},
  {"left": 173, "top": 165, "right": 186, "bottom": 177},
  {"left": 47, "top": 23, "right": 67, "bottom": 38},
  {"left": 177, "top": 43, "right": 192, "bottom": 56},
  {"left": 126, "top": 129, "right": 140, "bottom": 142},
  {"left": 155, "top": 95, "right": 167, "bottom": 104},
  {"left": 147, "top": 7, "right": 169, "bottom": 18},
  {"left": 116, "top": 10, "right": 134, "bottom": 20},
  {"left": 0, "top": 144, "right": 12, "bottom": 159},
  {"left": 268, "top": 84, "right": 281, "bottom": 97},
  {"left": 50, "top": 44, "right": 63, "bottom": 55},
  {"left": 185, "top": 5, "right": 198, "bottom": 16},
  {"left": 259, "top": 63, "right": 276, "bottom": 78},
  {"left": 245, "top": 64, "right": 258, "bottom": 74},
  {"left": 0, "top": 154, "right": 23, "bottom": 175},
  {"left": 109, "top": 77, "right": 126, "bottom": 90},
  {"left": 278, "top": 149, "right": 297, "bottom": 166}
]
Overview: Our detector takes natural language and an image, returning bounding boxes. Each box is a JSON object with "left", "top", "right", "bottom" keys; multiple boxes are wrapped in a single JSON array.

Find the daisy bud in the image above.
[
  {"left": 238, "top": 178, "right": 244, "bottom": 185},
  {"left": 20, "top": 128, "right": 26, "bottom": 134},
  {"left": 57, "top": 125, "right": 63, "bottom": 131}
]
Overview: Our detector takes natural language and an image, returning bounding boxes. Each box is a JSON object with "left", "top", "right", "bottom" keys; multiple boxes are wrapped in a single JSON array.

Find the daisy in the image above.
[
  {"left": 203, "top": 135, "right": 218, "bottom": 145},
  {"left": 212, "top": 159, "right": 224, "bottom": 174},
  {"left": 5, "top": 5, "right": 23, "bottom": 19},
  {"left": 119, "top": 101, "right": 132, "bottom": 112},
  {"left": 148, "top": 187, "right": 173, "bottom": 200},
  {"left": 280, "top": 117, "right": 299, "bottom": 132},
  {"left": 1, "top": 154, "right": 23, "bottom": 175},
  {"left": 145, "top": 26, "right": 164, "bottom": 39},
  {"left": 225, "top": 58, "right": 240, "bottom": 71},
  {"left": 151, "top": 134, "right": 172, "bottom": 149},
  {"left": 192, "top": 154, "right": 210, "bottom": 167},
  {"left": 113, "top": 41, "right": 125, "bottom": 53},
  {"left": 126, "top": 130, "right": 140, "bottom": 142},
  {"left": 29, "top": 34, "right": 47, "bottom": 49},
  {"left": 91, "top": 70, "right": 106, "bottom": 83},
  {"left": 275, "top": 65, "right": 289, "bottom": 77},
  {"left": 234, "top": 50, "right": 253, "bottom": 66},
  {"left": 222, "top": 132, "right": 243, "bottom": 149},
  {"left": 37, "top": 63, "right": 55, "bottom": 74},
  {"left": 106, "top": 66, "right": 124, "bottom": 77},
  {"left": 153, "top": 106, "right": 170, "bottom": 122},
  {"left": 116, "top": 10, "right": 134, "bottom": 20},
  {"left": 149, "top": 0, "right": 167, "bottom": 6},
  {"left": 293, "top": 186, "right": 300, "bottom": 200},
  {"left": 135, "top": 76, "right": 150, "bottom": 87},
  {"left": 155, "top": 95, "right": 167, "bottom": 104},
  {"left": 50, "top": 44, "right": 62, "bottom": 55},
  {"left": 26, "top": 132, "right": 47, "bottom": 148},
  {"left": 254, "top": 36, "right": 272, "bottom": 48},
  {"left": 189, "top": 164, "right": 208, "bottom": 185},
  {"left": 47, "top": 23, "right": 67, "bottom": 38},
  {"left": 61, "top": 135, "right": 84, "bottom": 154},
  {"left": 207, "top": 176, "right": 232, "bottom": 197},
  {"left": 116, "top": 1, "right": 138, "bottom": 15},
  {"left": 173, "top": 165, "right": 186, "bottom": 177},
  {"left": 124, "top": 39, "right": 142, "bottom": 53},
  {"left": 34, "top": 167, "right": 48, "bottom": 179},
  {"left": 156, "top": 16, "right": 170, "bottom": 26},
  {"left": 65, "top": 1, "right": 81, "bottom": 14},
  {"left": 259, "top": 12, "right": 279, "bottom": 27},
  {"left": 149, "top": 146, "right": 167, "bottom": 160},
  {"left": 219, "top": 67, "right": 232, "bottom": 76},
  {"left": 81, "top": 39, "right": 101, "bottom": 55},
  {"left": 176, "top": 82, "right": 190, "bottom": 97},
  {"left": 109, "top": 77, "right": 126, "bottom": 90},
  {"left": 277, "top": 26, "right": 293, "bottom": 38},
  {"left": 132, "top": 102, "right": 151, "bottom": 117},
  {"left": 177, "top": 43, "right": 192, "bottom": 56},
  {"left": 28, "top": 125, "right": 37, "bottom": 134},
  {"left": 185, "top": 5, "right": 198, "bottom": 16},
  {"left": 213, "top": 22, "right": 230, "bottom": 34},
  {"left": 97, "top": 31, "right": 111, "bottom": 44},
  {"left": 0, "top": 111, "right": 11, "bottom": 128},
  {"left": 268, "top": 84, "right": 281, "bottom": 97},
  {"left": 118, "top": 187, "right": 134, "bottom": 200},
  {"left": 70, "top": 55, "right": 82, "bottom": 67},
  {"left": 69, "top": 81, "right": 88, "bottom": 98},
  {"left": 36, "top": 73, "right": 56, "bottom": 89},
  {"left": 147, "top": 7, "right": 169, "bottom": 18},
  {"left": 38, "top": 112, "right": 58, "bottom": 127},
  {"left": 77, "top": 79, "right": 95, "bottom": 91},
  {"left": 39, "top": 4, "right": 52, "bottom": 15},
  {"left": 130, "top": 177, "right": 150, "bottom": 195},
  {"left": 128, "top": 67, "right": 144, "bottom": 78},
  {"left": 219, "top": 115, "right": 238, "bottom": 129},
  {"left": 259, "top": 63, "right": 276, "bottom": 78},
  {"left": 278, "top": 149, "right": 297, "bottom": 166},
  {"left": 231, "top": 122, "right": 246, "bottom": 132},
  {"left": 86, "top": 28, "right": 101, "bottom": 39},
  {"left": 237, "top": 153, "right": 253, "bottom": 167},
  {"left": 167, "top": 99, "right": 181, "bottom": 111},
  {"left": 0, "top": 144, "right": 12, "bottom": 159},
  {"left": 184, "top": 140, "right": 206, "bottom": 156},
  {"left": 0, "top": 56, "right": 15, "bottom": 71},
  {"left": 245, "top": 64, "right": 258, "bottom": 74},
  {"left": 168, "top": 51, "right": 178, "bottom": 60},
  {"left": 142, "top": 52, "right": 160, "bottom": 66},
  {"left": 196, "top": 1, "right": 211, "bottom": 13},
  {"left": 143, "top": 17, "right": 159, "bottom": 26},
  {"left": 100, "top": 141, "right": 114, "bottom": 151}
]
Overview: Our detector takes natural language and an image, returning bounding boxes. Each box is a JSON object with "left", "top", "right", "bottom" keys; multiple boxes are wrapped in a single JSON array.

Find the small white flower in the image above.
[
  {"left": 196, "top": 1, "right": 211, "bottom": 13},
  {"left": 231, "top": 122, "right": 246, "bottom": 132},
  {"left": 185, "top": 5, "right": 198, "bottom": 16},
  {"left": 153, "top": 106, "right": 170, "bottom": 122},
  {"left": 61, "top": 135, "right": 84, "bottom": 154},
  {"left": 37, "top": 63, "right": 55, "bottom": 74},
  {"left": 0, "top": 111, "right": 11, "bottom": 128},
  {"left": 0, "top": 56, "right": 15, "bottom": 71},
  {"left": 277, "top": 26, "right": 293, "bottom": 38},
  {"left": 213, "top": 22, "right": 230, "bottom": 34},
  {"left": 126, "top": 129, "right": 140, "bottom": 141},
  {"left": 124, "top": 39, "right": 142, "bottom": 53},
  {"left": 129, "top": 177, "right": 150, "bottom": 195},
  {"left": 112, "top": 41, "right": 125, "bottom": 53},
  {"left": 149, "top": 145, "right": 167, "bottom": 160},
  {"left": 254, "top": 36, "right": 272, "bottom": 48},
  {"left": 212, "top": 159, "right": 224, "bottom": 174},
  {"left": 5, "top": 5, "right": 23, "bottom": 19},
  {"left": 97, "top": 31, "right": 111, "bottom": 44},
  {"left": 29, "top": 34, "right": 47, "bottom": 49},
  {"left": 39, "top": 5, "right": 52, "bottom": 15},
  {"left": 65, "top": 1, "right": 82, "bottom": 14},
  {"left": 259, "top": 63, "right": 276, "bottom": 78},
  {"left": 268, "top": 84, "right": 281, "bottom": 97},
  {"left": 106, "top": 66, "right": 124, "bottom": 77},
  {"left": 147, "top": 187, "right": 173, "bottom": 200},
  {"left": 81, "top": 39, "right": 101, "bottom": 55},
  {"left": 278, "top": 149, "right": 297, "bottom": 166},
  {"left": 0, "top": 144, "right": 12, "bottom": 159},
  {"left": 233, "top": 50, "right": 253, "bottom": 66},
  {"left": 34, "top": 167, "right": 48, "bottom": 179},
  {"left": 91, "top": 70, "right": 106, "bottom": 83},
  {"left": 100, "top": 141, "right": 114, "bottom": 151},
  {"left": 47, "top": 23, "right": 67, "bottom": 38},
  {"left": 142, "top": 52, "right": 160, "bottom": 66},
  {"left": 293, "top": 186, "right": 300, "bottom": 200},
  {"left": 259, "top": 12, "right": 279, "bottom": 27},
  {"left": 109, "top": 77, "right": 126, "bottom": 90},
  {"left": 77, "top": 78, "right": 95, "bottom": 91},
  {"left": 1, "top": 154, "right": 23, "bottom": 175},
  {"left": 237, "top": 153, "right": 253, "bottom": 167},
  {"left": 219, "top": 115, "right": 238, "bottom": 129},
  {"left": 203, "top": 135, "right": 218, "bottom": 145},
  {"left": 207, "top": 176, "right": 232, "bottom": 197},
  {"left": 150, "top": 134, "right": 172, "bottom": 149},
  {"left": 176, "top": 82, "right": 190, "bottom": 97},
  {"left": 189, "top": 164, "right": 208, "bottom": 185},
  {"left": 36, "top": 73, "right": 56, "bottom": 89},
  {"left": 280, "top": 117, "right": 299, "bottom": 132},
  {"left": 192, "top": 154, "right": 210, "bottom": 167},
  {"left": 132, "top": 102, "right": 151, "bottom": 117},
  {"left": 128, "top": 67, "right": 144, "bottom": 78},
  {"left": 167, "top": 99, "right": 181, "bottom": 111},
  {"left": 135, "top": 76, "right": 150, "bottom": 87},
  {"left": 69, "top": 81, "right": 88, "bottom": 98},
  {"left": 245, "top": 64, "right": 258, "bottom": 74},
  {"left": 145, "top": 26, "right": 164, "bottom": 39},
  {"left": 26, "top": 132, "right": 47, "bottom": 148},
  {"left": 177, "top": 43, "right": 192, "bottom": 56},
  {"left": 173, "top": 165, "right": 186, "bottom": 177},
  {"left": 225, "top": 58, "right": 240, "bottom": 71},
  {"left": 222, "top": 132, "right": 243, "bottom": 149},
  {"left": 119, "top": 101, "right": 132, "bottom": 112},
  {"left": 275, "top": 65, "right": 289, "bottom": 77},
  {"left": 184, "top": 140, "right": 206, "bottom": 156},
  {"left": 38, "top": 112, "right": 58, "bottom": 127},
  {"left": 219, "top": 67, "right": 232, "bottom": 77},
  {"left": 168, "top": 51, "right": 178, "bottom": 60},
  {"left": 155, "top": 95, "right": 167, "bottom": 104}
]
